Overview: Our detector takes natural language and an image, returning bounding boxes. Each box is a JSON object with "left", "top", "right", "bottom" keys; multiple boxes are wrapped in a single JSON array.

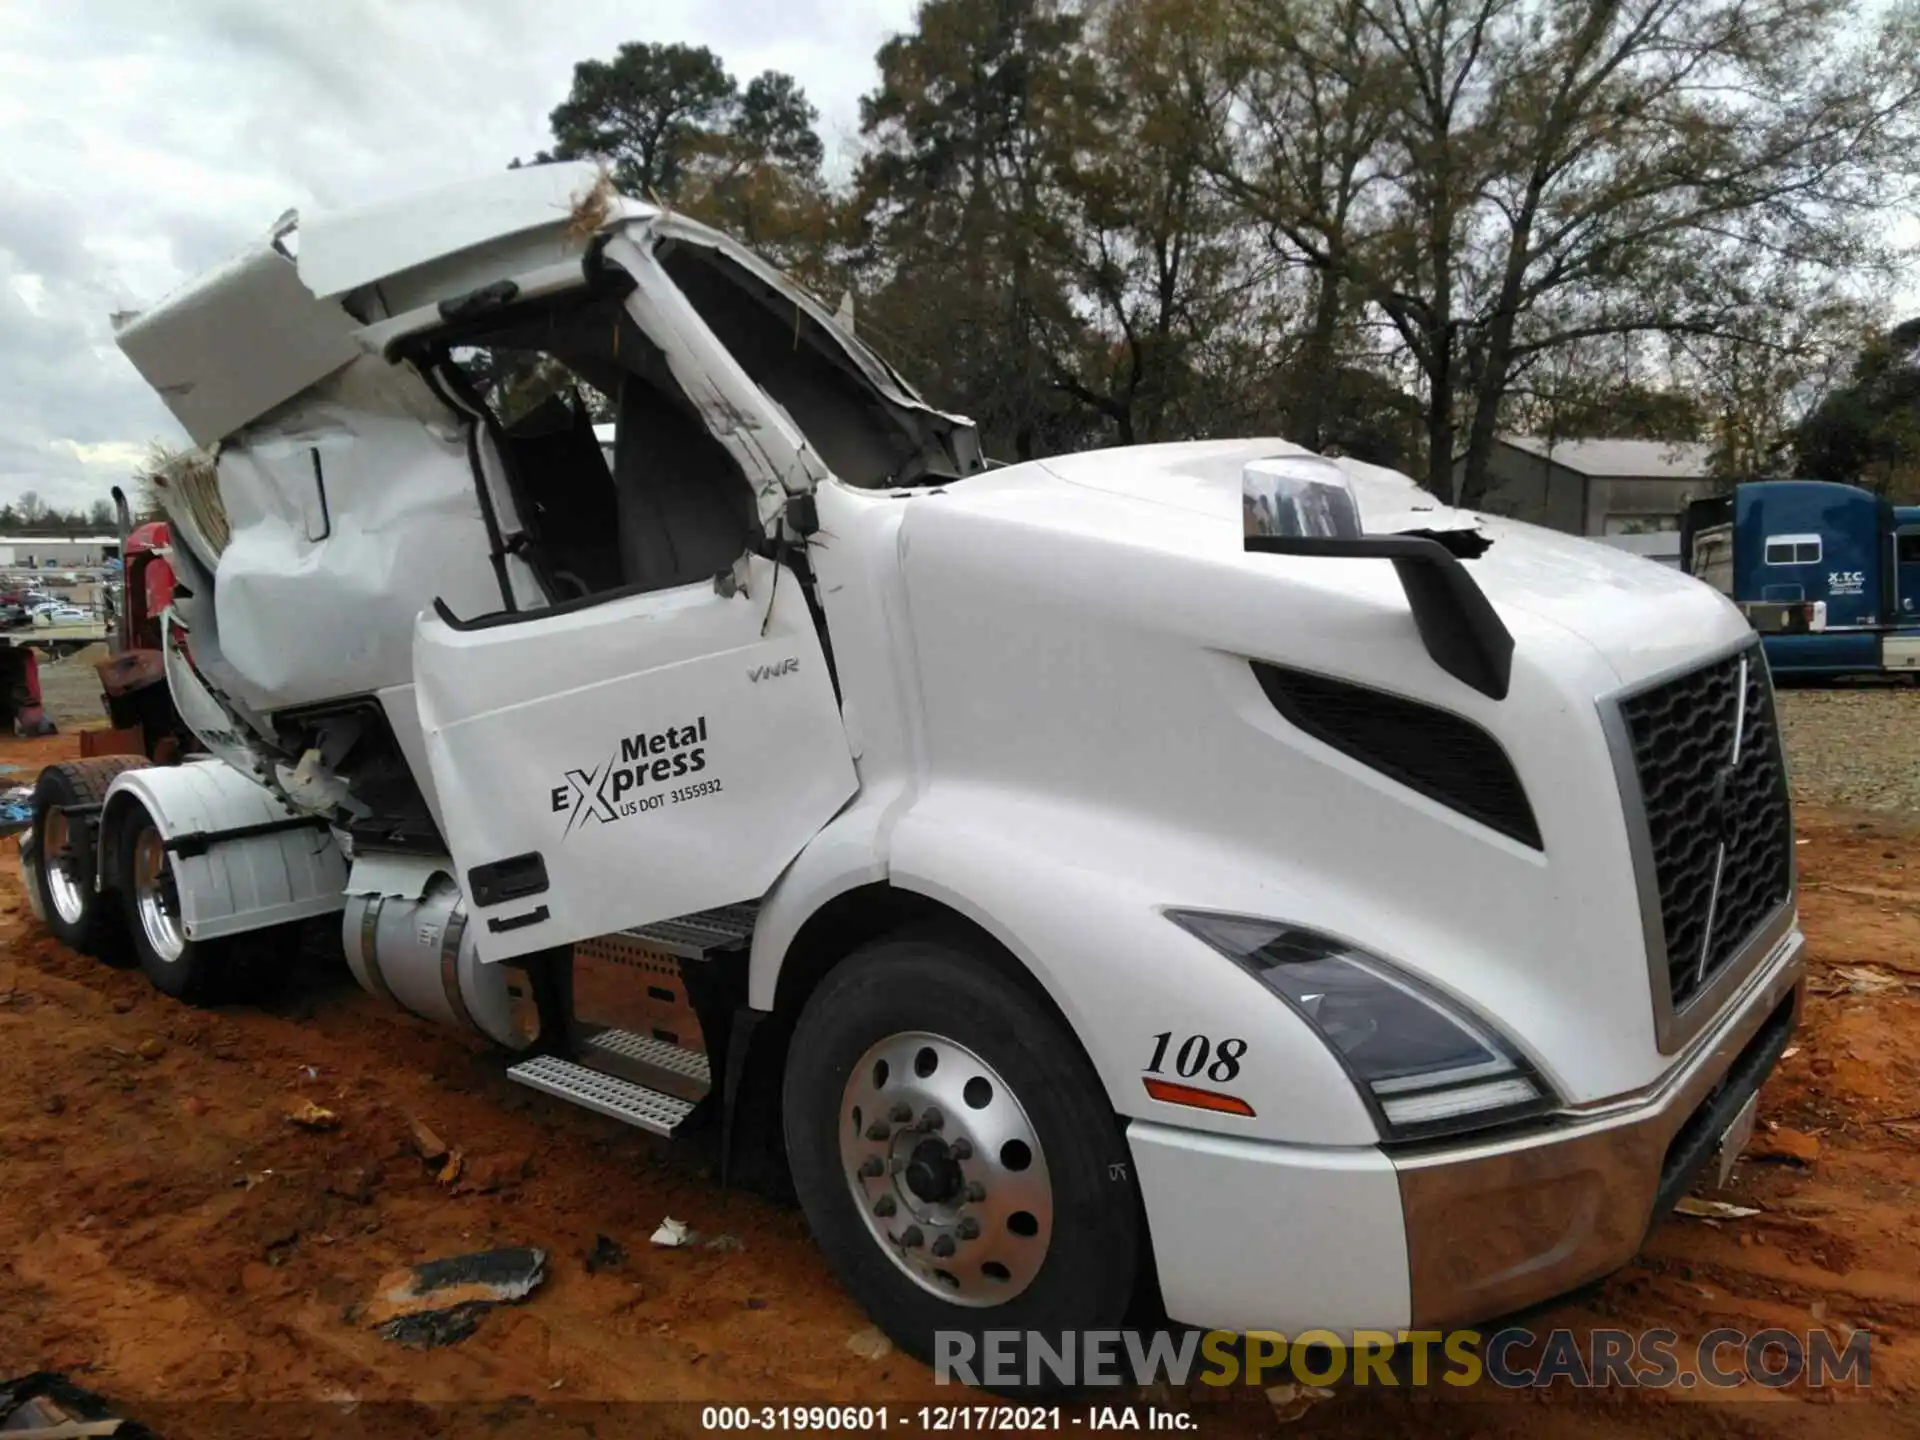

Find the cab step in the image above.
[
  {"left": 506, "top": 1054, "right": 697, "bottom": 1137},
  {"left": 581, "top": 1026, "right": 713, "bottom": 1086},
  {"left": 623, "top": 901, "right": 760, "bottom": 960}
]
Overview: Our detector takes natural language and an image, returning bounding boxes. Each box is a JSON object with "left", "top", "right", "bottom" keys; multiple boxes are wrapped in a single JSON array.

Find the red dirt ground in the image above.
[{"left": 0, "top": 730, "right": 1916, "bottom": 1438}]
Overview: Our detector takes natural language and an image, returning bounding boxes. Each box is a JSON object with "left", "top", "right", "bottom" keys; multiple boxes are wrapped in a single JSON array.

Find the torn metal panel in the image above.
[
  {"left": 653, "top": 212, "right": 981, "bottom": 475},
  {"left": 606, "top": 230, "right": 823, "bottom": 534},
  {"left": 296, "top": 162, "right": 639, "bottom": 301},
  {"left": 114, "top": 237, "right": 360, "bottom": 449},
  {"left": 161, "top": 614, "right": 282, "bottom": 788},
  {"left": 209, "top": 356, "right": 543, "bottom": 715}
]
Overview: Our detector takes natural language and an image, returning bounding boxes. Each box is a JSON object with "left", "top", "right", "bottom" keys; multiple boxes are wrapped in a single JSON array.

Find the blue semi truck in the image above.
[{"left": 1680, "top": 480, "right": 1920, "bottom": 678}]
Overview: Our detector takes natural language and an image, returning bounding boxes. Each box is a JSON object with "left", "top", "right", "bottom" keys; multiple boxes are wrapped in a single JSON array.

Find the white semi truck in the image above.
[{"left": 22, "top": 163, "right": 1803, "bottom": 1371}]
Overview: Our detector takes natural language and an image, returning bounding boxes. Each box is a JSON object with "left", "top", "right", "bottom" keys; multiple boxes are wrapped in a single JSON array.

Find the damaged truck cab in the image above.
[{"left": 25, "top": 162, "right": 1804, "bottom": 1371}]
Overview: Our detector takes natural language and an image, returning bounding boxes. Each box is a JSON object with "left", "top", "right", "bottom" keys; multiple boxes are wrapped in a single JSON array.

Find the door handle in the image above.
[
  {"left": 468, "top": 851, "right": 549, "bottom": 906},
  {"left": 487, "top": 905, "right": 551, "bottom": 934}
]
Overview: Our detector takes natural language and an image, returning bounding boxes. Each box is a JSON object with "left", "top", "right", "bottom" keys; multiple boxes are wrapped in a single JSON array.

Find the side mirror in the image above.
[
  {"left": 1242, "top": 456, "right": 1363, "bottom": 541},
  {"left": 1242, "top": 457, "right": 1514, "bottom": 702}
]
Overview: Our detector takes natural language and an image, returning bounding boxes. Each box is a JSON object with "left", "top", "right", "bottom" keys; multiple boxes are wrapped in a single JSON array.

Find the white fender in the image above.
[{"left": 103, "top": 760, "right": 347, "bottom": 943}]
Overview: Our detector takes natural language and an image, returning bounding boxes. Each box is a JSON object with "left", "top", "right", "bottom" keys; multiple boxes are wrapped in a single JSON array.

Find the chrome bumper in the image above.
[{"left": 1391, "top": 925, "right": 1805, "bottom": 1327}]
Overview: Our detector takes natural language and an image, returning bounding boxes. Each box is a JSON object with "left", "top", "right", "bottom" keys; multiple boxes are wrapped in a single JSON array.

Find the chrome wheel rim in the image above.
[
  {"left": 42, "top": 809, "right": 88, "bottom": 925},
  {"left": 132, "top": 827, "right": 186, "bottom": 963},
  {"left": 840, "top": 1030, "right": 1052, "bottom": 1307}
]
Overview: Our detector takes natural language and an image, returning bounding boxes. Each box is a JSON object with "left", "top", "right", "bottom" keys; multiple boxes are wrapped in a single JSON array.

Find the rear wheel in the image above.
[
  {"left": 29, "top": 758, "right": 146, "bottom": 960},
  {"left": 783, "top": 931, "right": 1141, "bottom": 1386},
  {"left": 117, "top": 804, "right": 233, "bottom": 1004}
]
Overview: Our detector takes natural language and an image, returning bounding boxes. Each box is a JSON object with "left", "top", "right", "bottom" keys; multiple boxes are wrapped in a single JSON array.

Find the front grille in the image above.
[{"left": 1617, "top": 646, "right": 1792, "bottom": 1009}]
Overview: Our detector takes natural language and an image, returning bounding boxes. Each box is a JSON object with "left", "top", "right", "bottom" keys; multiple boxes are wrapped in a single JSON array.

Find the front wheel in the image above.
[
  {"left": 118, "top": 805, "right": 233, "bottom": 1004},
  {"left": 783, "top": 931, "right": 1142, "bottom": 1386}
]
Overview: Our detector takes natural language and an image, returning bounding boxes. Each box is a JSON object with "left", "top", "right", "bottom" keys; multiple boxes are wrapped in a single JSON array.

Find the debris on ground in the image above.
[
  {"left": 408, "top": 1117, "right": 448, "bottom": 1163},
  {"left": 0, "top": 752, "right": 1913, "bottom": 1425},
  {"left": 704, "top": 1233, "right": 744, "bottom": 1253},
  {"left": 651, "top": 1217, "right": 692, "bottom": 1248},
  {"left": 136, "top": 1037, "right": 165, "bottom": 1061},
  {"left": 1817, "top": 965, "right": 1909, "bottom": 997},
  {"left": 0, "top": 1371, "right": 154, "bottom": 1438},
  {"left": 364, "top": 1246, "right": 548, "bottom": 1350},
  {"left": 1265, "top": 1382, "right": 1335, "bottom": 1423},
  {"left": 435, "top": 1149, "right": 464, "bottom": 1187},
  {"left": 1750, "top": 1126, "right": 1821, "bottom": 1165},
  {"left": 1674, "top": 1196, "right": 1764, "bottom": 1221},
  {"left": 0, "top": 787, "right": 33, "bottom": 838},
  {"left": 286, "top": 1099, "right": 339, "bottom": 1130},
  {"left": 846, "top": 1326, "right": 893, "bottom": 1361},
  {"left": 451, "top": 1151, "right": 529, "bottom": 1196},
  {"left": 326, "top": 1165, "right": 381, "bottom": 1205},
  {"left": 584, "top": 1233, "right": 627, "bottom": 1274}
]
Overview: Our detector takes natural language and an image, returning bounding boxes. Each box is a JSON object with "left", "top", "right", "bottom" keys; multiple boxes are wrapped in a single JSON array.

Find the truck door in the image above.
[
  {"left": 1898, "top": 525, "right": 1920, "bottom": 622},
  {"left": 414, "top": 551, "right": 857, "bottom": 961}
]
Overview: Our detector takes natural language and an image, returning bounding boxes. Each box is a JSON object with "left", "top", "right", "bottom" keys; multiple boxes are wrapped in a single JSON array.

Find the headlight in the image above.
[{"left": 1166, "top": 910, "right": 1554, "bottom": 1141}]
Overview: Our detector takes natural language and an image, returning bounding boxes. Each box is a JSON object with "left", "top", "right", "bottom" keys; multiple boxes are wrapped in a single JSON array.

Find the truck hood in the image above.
[{"left": 1033, "top": 439, "right": 1752, "bottom": 691}]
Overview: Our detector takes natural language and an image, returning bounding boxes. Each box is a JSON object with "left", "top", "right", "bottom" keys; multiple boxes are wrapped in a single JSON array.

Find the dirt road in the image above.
[{"left": 2, "top": 728, "right": 1918, "bottom": 1438}]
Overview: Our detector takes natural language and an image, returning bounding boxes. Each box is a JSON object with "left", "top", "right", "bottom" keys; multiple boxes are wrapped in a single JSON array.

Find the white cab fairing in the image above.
[
  {"left": 820, "top": 443, "right": 1763, "bottom": 1132},
  {"left": 414, "top": 554, "right": 857, "bottom": 961}
]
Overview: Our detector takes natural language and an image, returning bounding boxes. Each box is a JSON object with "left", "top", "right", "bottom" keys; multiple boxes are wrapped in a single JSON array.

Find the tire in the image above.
[
  {"left": 116, "top": 801, "right": 234, "bottom": 1004},
  {"left": 28, "top": 757, "right": 147, "bottom": 961},
  {"left": 783, "top": 930, "right": 1141, "bottom": 1388}
]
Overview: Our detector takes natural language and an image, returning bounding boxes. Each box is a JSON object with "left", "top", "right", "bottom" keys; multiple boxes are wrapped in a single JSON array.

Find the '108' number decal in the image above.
[{"left": 1147, "top": 1031, "right": 1247, "bottom": 1083}]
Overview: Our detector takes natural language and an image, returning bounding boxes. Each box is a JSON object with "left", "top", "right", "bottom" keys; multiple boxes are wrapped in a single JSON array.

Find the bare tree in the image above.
[{"left": 1218, "top": 0, "right": 1920, "bottom": 500}]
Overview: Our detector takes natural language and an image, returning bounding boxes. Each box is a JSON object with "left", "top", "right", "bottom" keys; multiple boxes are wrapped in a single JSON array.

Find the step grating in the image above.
[
  {"left": 623, "top": 901, "right": 760, "bottom": 959},
  {"left": 507, "top": 1055, "right": 695, "bottom": 1137},
  {"left": 583, "top": 1028, "right": 712, "bottom": 1085}
]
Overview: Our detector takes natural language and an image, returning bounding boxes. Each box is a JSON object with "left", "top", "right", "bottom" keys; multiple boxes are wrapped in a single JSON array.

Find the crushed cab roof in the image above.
[{"left": 296, "top": 161, "right": 653, "bottom": 301}]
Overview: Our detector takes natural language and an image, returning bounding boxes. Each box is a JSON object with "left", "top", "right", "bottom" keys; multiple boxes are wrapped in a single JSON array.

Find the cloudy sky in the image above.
[
  {"left": 0, "top": 0, "right": 916, "bottom": 514},
  {"left": 4, "top": 3, "right": 1915, "bottom": 518}
]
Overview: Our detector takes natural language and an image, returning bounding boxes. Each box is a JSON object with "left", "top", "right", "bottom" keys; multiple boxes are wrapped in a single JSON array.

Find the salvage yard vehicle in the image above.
[
  {"left": 20, "top": 162, "right": 1805, "bottom": 1372},
  {"left": 1683, "top": 479, "right": 1920, "bottom": 680}
]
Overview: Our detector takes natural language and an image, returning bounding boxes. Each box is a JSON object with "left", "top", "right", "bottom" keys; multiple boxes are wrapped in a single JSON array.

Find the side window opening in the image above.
[
  {"left": 444, "top": 292, "right": 758, "bottom": 608},
  {"left": 1764, "top": 534, "right": 1821, "bottom": 566}
]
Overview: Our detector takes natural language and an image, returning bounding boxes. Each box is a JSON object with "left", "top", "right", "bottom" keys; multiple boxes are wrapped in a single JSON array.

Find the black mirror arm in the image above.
[{"left": 1245, "top": 534, "right": 1514, "bottom": 701}]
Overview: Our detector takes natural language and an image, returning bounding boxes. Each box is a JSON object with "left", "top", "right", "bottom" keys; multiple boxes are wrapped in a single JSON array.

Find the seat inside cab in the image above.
[{"left": 448, "top": 293, "right": 758, "bottom": 607}]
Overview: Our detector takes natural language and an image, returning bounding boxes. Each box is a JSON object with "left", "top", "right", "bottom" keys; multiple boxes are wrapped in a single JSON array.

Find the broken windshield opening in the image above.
[
  {"left": 657, "top": 242, "right": 974, "bottom": 490},
  {"left": 443, "top": 291, "right": 758, "bottom": 606}
]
